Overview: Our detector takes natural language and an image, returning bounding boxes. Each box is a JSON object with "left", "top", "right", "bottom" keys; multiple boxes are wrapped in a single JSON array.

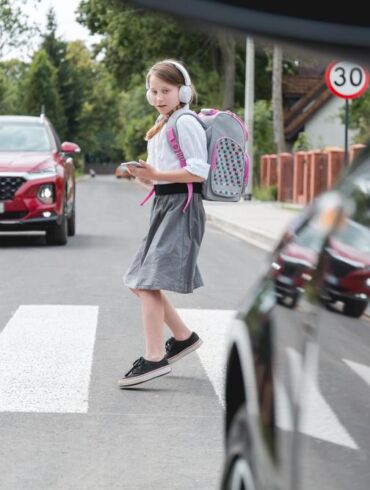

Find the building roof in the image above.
[{"left": 283, "top": 76, "right": 332, "bottom": 141}]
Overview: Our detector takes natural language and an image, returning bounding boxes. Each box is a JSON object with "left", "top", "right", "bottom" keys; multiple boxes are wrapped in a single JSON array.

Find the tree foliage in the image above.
[
  {"left": 22, "top": 49, "right": 66, "bottom": 132},
  {"left": 0, "top": 59, "right": 27, "bottom": 114},
  {"left": 0, "top": 0, "right": 40, "bottom": 58},
  {"left": 349, "top": 91, "right": 370, "bottom": 143}
]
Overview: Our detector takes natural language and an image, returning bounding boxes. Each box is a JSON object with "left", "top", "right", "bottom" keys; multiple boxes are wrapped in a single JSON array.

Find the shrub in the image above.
[{"left": 253, "top": 184, "right": 277, "bottom": 201}]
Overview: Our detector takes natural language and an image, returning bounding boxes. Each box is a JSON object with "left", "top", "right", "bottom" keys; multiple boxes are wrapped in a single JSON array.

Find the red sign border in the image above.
[{"left": 325, "top": 60, "right": 370, "bottom": 99}]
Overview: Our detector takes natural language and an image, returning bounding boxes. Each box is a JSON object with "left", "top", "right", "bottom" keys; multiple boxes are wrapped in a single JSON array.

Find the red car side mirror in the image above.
[{"left": 61, "top": 141, "right": 81, "bottom": 154}]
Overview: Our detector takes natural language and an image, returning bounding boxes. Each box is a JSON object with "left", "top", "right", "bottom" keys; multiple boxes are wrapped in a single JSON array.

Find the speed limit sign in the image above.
[{"left": 325, "top": 61, "right": 369, "bottom": 99}]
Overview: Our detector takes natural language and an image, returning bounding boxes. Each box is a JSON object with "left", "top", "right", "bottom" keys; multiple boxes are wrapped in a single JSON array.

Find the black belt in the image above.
[{"left": 154, "top": 183, "right": 203, "bottom": 195}]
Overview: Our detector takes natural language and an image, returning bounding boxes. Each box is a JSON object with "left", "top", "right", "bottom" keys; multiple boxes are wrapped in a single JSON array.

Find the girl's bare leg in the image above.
[
  {"left": 159, "top": 291, "right": 192, "bottom": 340},
  {"left": 129, "top": 288, "right": 192, "bottom": 341},
  {"left": 137, "top": 289, "right": 165, "bottom": 361}
]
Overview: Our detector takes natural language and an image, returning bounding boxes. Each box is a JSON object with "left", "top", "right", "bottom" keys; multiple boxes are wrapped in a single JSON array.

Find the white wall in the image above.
[{"left": 304, "top": 96, "right": 358, "bottom": 149}]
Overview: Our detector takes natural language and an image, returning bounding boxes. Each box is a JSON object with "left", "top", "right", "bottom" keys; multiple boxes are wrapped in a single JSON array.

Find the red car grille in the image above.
[
  {"left": 0, "top": 211, "right": 28, "bottom": 220},
  {"left": 0, "top": 176, "right": 26, "bottom": 200}
]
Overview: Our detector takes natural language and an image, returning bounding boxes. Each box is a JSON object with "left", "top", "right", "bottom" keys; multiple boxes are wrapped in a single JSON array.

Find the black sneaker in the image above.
[
  {"left": 164, "top": 332, "right": 203, "bottom": 364},
  {"left": 118, "top": 357, "right": 171, "bottom": 388}
]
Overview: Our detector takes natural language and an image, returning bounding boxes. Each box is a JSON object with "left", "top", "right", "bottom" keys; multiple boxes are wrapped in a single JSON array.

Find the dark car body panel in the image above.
[{"left": 223, "top": 150, "right": 370, "bottom": 489}]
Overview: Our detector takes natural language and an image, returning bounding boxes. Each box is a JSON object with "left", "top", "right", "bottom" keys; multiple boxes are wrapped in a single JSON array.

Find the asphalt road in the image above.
[{"left": 0, "top": 175, "right": 267, "bottom": 490}]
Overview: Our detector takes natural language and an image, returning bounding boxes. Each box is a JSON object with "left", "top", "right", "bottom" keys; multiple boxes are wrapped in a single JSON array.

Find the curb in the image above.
[{"left": 205, "top": 212, "right": 275, "bottom": 252}]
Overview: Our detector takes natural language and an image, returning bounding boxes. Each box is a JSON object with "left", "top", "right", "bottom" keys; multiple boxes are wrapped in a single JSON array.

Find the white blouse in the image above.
[{"left": 147, "top": 112, "right": 209, "bottom": 184}]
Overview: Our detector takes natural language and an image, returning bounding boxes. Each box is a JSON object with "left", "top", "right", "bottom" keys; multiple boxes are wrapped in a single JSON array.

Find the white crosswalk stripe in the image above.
[
  {"left": 287, "top": 348, "right": 358, "bottom": 449},
  {"left": 177, "top": 308, "right": 236, "bottom": 408},
  {"left": 0, "top": 305, "right": 99, "bottom": 413},
  {"left": 343, "top": 359, "right": 370, "bottom": 387}
]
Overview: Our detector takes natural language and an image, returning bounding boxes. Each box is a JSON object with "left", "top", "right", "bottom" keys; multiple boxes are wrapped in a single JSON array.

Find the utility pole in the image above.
[{"left": 243, "top": 36, "right": 254, "bottom": 200}]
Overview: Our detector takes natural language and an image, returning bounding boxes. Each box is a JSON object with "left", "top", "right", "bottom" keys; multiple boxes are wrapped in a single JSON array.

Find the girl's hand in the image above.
[
  {"left": 126, "top": 159, "right": 158, "bottom": 181},
  {"left": 138, "top": 177, "right": 154, "bottom": 186}
]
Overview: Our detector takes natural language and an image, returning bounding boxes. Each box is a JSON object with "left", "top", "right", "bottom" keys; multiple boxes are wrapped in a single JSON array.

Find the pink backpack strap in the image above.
[
  {"left": 167, "top": 127, "right": 192, "bottom": 212},
  {"left": 140, "top": 187, "right": 155, "bottom": 206}
]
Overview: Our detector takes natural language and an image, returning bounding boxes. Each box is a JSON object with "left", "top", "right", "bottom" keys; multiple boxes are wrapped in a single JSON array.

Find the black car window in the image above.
[{"left": 0, "top": 123, "right": 52, "bottom": 152}]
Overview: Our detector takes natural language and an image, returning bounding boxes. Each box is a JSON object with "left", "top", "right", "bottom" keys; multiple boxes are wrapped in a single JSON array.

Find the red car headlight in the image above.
[{"left": 37, "top": 184, "right": 55, "bottom": 204}]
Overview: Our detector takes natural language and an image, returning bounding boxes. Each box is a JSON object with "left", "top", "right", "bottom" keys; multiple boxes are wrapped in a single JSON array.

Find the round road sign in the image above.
[{"left": 325, "top": 61, "right": 369, "bottom": 99}]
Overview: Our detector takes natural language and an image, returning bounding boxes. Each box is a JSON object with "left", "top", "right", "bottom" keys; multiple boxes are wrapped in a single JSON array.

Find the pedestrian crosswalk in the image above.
[
  {"left": 0, "top": 305, "right": 369, "bottom": 453},
  {"left": 178, "top": 308, "right": 370, "bottom": 452},
  {"left": 0, "top": 305, "right": 99, "bottom": 413}
]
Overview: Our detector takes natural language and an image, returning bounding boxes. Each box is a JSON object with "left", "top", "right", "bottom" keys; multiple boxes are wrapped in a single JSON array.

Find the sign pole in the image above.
[
  {"left": 344, "top": 99, "right": 349, "bottom": 166},
  {"left": 243, "top": 36, "right": 254, "bottom": 200}
]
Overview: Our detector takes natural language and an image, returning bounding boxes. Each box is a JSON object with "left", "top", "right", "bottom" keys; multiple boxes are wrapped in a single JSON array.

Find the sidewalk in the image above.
[{"left": 203, "top": 199, "right": 302, "bottom": 251}]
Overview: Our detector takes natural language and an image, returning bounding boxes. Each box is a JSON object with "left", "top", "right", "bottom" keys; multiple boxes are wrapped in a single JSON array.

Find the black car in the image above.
[{"left": 222, "top": 149, "right": 370, "bottom": 489}]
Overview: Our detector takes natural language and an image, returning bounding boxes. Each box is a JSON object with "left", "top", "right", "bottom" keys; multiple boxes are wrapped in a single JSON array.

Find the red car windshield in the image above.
[
  {"left": 333, "top": 220, "right": 370, "bottom": 254},
  {"left": 0, "top": 123, "right": 52, "bottom": 152}
]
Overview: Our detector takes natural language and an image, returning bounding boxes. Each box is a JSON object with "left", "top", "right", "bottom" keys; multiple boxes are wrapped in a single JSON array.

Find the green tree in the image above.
[
  {"left": 62, "top": 41, "right": 95, "bottom": 141},
  {"left": 253, "top": 100, "right": 274, "bottom": 184},
  {"left": 41, "top": 8, "right": 66, "bottom": 69},
  {"left": 77, "top": 64, "right": 121, "bottom": 163},
  {"left": 78, "top": 0, "right": 213, "bottom": 87},
  {"left": 0, "top": 59, "right": 27, "bottom": 114},
  {"left": 22, "top": 49, "right": 66, "bottom": 134},
  {"left": 0, "top": 0, "right": 40, "bottom": 58},
  {"left": 349, "top": 91, "right": 370, "bottom": 143},
  {"left": 40, "top": 8, "right": 70, "bottom": 136}
]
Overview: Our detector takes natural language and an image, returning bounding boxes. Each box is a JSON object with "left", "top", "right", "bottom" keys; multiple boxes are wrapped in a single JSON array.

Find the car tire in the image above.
[
  {"left": 45, "top": 202, "right": 68, "bottom": 246},
  {"left": 67, "top": 202, "right": 76, "bottom": 237},
  {"left": 289, "top": 293, "right": 299, "bottom": 309},
  {"left": 342, "top": 299, "right": 368, "bottom": 318},
  {"left": 221, "top": 405, "right": 256, "bottom": 490}
]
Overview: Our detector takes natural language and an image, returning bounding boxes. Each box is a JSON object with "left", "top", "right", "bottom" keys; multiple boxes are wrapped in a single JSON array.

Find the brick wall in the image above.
[{"left": 260, "top": 144, "right": 366, "bottom": 203}]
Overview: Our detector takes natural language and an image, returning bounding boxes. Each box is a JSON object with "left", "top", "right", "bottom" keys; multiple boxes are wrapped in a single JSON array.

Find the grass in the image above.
[{"left": 252, "top": 184, "right": 277, "bottom": 201}]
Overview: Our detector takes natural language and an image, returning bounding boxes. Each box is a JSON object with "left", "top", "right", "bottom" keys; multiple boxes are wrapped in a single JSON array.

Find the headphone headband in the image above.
[{"left": 145, "top": 60, "right": 191, "bottom": 89}]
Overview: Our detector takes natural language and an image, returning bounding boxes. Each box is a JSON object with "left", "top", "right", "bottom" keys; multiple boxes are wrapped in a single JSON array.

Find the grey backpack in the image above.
[{"left": 140, "top": 107, "right": 249, "bottom": 212}]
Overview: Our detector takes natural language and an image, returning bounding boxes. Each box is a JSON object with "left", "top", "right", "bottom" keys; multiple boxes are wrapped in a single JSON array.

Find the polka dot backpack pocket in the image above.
[{"left": 167, "top": 108, "right": 249, "bottom": 205}]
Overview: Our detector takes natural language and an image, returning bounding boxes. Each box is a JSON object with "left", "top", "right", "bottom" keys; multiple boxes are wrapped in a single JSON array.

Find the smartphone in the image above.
[{"left": 125, "top": 161, "right": 143, "bottom": 168}]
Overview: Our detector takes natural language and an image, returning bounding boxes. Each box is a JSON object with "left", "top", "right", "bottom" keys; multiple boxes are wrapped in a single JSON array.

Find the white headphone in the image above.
[{"left": 146, "top": 60, "right": 192, "bottom": 106}]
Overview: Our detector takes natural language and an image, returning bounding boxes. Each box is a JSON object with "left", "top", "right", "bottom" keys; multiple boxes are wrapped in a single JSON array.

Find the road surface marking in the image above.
[
  {"left": 274, "top": 377, "right": 294, "bottom": 431},
  {"left": 177, "top": 310, "right": 358, "bottom": 449},
  {"left": 0, "top": 305, "right": 99, "bottom": 413},
  {"left": 287, "top": 348, "right": 358, "bottom": 449},
  {"left": 177, "top": 308, "right": 236, "bottom": 408},
  {"left": 344, "top": 359, "right": 370, "bottom": 387}
]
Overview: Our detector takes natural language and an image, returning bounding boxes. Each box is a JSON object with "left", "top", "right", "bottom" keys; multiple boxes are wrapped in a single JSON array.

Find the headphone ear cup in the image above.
[
  {"left": 179, "top": 85, "right": 192, "bottom": 104},
  {"left": 146, "top": 89, "right": 155, "bottom": 106}
]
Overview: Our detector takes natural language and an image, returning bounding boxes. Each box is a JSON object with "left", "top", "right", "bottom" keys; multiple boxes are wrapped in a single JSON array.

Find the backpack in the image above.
[{"left": 140, "top": 107, "right": 249, "bottom": 212}]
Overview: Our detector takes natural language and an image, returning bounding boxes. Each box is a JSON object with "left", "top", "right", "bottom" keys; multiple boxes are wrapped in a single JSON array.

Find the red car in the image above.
[
  {"left": 0, "top": 115, "right": 80, "bottom": 245},
  {"left": 271, "top": 220, "right": 321, "bottom": 308},
  {"left": 321, "top": 219, "right": 370, "bottom": 317}
]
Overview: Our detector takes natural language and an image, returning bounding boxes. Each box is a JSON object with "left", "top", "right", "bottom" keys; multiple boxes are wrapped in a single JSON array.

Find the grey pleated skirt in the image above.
[{"left": 123, "top": 190, "right": 206, "bottom": 294}]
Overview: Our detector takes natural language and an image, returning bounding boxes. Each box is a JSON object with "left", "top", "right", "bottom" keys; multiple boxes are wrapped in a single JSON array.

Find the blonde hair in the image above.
[{"left": 145, "top": 60, "right": 197, "bottom": 141}]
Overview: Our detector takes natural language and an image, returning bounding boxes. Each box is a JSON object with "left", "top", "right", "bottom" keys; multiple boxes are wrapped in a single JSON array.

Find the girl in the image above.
[{"left": 118, "top": 59, "right": 209, "bottom": 388}]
